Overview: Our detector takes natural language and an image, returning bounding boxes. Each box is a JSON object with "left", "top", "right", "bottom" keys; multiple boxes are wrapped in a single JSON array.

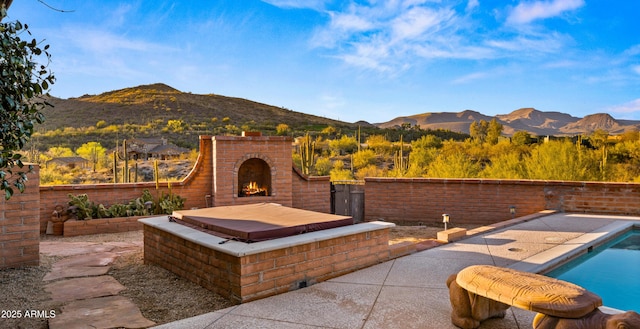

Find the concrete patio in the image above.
[{"left": 154, "top": 212, "right": 639, "bottom": 329}]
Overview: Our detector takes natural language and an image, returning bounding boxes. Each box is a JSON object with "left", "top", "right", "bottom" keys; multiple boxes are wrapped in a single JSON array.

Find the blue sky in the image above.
[{"left": 8, "top": 0, "right": 640, "bottom": 123}]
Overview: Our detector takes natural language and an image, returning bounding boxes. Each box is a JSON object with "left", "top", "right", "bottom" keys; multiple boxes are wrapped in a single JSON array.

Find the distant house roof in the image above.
[
  {"left": 46, "top": 157, "right": 89, "bottom": 168},
  {"left": 123, "top": 137, "right": 189, "bottom": 158},
  {"left": 149, "top": 144, "right": 189, "bottom": 156},
  {"left": 129, "top": 138, "right": 166, "bottom": 145}
]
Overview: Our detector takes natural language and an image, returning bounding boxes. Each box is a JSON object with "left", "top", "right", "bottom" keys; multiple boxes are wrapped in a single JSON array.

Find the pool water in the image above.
[{"left": 546, "top": 229, "right": 640, "bottom": 312}]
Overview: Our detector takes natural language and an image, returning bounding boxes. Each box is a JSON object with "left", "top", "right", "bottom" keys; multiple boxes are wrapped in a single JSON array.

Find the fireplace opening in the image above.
[{"left": 238, "top": 158, "right": 271, "bottom": 197}]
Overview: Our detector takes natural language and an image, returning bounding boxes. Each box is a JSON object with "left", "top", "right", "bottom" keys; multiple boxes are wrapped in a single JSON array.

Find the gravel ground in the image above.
[
  {"left": 1, "top": 231, "right": 233, "bottom": 329},
  {"left": 0, "top": 225, "right": 473, "bottom": 328}
]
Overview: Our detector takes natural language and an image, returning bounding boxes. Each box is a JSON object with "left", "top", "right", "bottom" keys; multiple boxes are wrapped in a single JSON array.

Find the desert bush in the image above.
[
  {"left": 352, "top": 149, "right": 377, "bottom": 169},
  {"left": 314, "top": 157, "right": 332, "bottom": 176},
  {"left": 355, "top": 164, "right": 385, "bottom": 180},
  {"left": 366, "top": 135, "right": 393, "bottom": 155},
  {"left": 523, "top": 140, "right": 598, "bottom": 181},
  {"left": 329, "top": 160, "right": 354, "bottom": 181},
  {"left": 427, "top": 152, "right": 482, "bottom": 178},
  {"left": 329, "top": 135, "right": 358, "bottom": 155},
  {"left": 276, "top": 123, "right": 290, "bottom": 135}
]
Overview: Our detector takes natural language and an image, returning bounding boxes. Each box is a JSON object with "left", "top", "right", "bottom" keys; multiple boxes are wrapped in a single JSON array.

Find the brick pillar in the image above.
[{"left": 0, "top": 165, "right": 40, "bottom": 269}]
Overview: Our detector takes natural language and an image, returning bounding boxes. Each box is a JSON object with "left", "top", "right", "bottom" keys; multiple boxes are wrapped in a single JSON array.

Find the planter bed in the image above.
[{"left": 63, "top": 216, "right": 148, "bottom": 237}]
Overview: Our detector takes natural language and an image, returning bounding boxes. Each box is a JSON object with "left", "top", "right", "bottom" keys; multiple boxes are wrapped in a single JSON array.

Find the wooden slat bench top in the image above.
[{"left": 456, "top": 265, "right": 602, "bottom": 318}]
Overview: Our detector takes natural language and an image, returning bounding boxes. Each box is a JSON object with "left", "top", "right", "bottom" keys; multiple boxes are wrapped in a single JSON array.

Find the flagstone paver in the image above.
[
  {"left": 48, "top": 295, "right": 155, "bottom": 329},
  {"left": 40, "top": 241, "right": 117, "bottom": 257},
  {"left": 42, "top": 240, "right": 155, "bottom": 328},
  {"left": 45, "top": 275, "right": 126, "bottom": 302},
  {"left": 50, "top": 251, "right": 119, "bottom": 268},
  {"left": 43, "top": 265, "right": 111, "bottom": 281}
]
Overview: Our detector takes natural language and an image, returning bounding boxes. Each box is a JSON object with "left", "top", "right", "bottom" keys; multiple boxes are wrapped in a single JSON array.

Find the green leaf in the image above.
[{"left": 5, "top": 188, "right": 13, "bottom": 200}]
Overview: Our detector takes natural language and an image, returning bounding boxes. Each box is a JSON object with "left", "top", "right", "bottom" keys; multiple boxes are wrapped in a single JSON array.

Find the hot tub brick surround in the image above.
[{"left": 142, "top": 219, "right": 393, "bottom": 304}]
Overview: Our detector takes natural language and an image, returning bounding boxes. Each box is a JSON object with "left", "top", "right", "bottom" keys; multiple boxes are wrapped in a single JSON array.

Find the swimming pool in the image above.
[{"left": 546, "top": 228, "right": 640, "bottom": 312}]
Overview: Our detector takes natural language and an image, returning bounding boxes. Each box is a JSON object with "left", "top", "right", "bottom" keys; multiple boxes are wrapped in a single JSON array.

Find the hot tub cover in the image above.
[{"left": 172, "top": 203, "right": 353, "bottom": 242}]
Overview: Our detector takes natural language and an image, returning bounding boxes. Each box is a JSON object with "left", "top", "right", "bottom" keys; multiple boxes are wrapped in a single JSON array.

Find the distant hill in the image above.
[
  {"left": 377, "top": 110, "right": 494, "bottom": 134},
  {"left": 34, "top": 83, "right": 361, "bottom": 150},
  {"left": 36, "top": 83, "right": 640, "bottom": 152},
  {"left": 377, "top": 108, "right": 640, "bottom": 136},
  {"left": 40, "top": 83, "right": 355, "bottom": 131}
]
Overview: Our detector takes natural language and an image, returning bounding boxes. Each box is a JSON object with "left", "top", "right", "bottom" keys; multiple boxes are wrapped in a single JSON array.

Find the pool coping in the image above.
[{"left": 508, "top": 218, "right": 639, "bottom": 275}]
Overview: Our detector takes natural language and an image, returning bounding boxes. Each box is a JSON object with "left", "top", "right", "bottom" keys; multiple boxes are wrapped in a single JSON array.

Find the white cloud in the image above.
[
  {"left": 320, "top": 92, "right": 346, "bottom": 109},
  {"left": 507, "top": 0, "right": 584, "bottom": 25},
  {"left": 451, "top": 71, "right": 488, "bottom": 84},
  {"left": 543, "top": 60, "right": 578, "bottom": 68},
  {"left": 331, "top": 12, "right": 374, "bottom": 32},
  {"left": 260, "top": 0, "right": 328, "bottom": 10},
  {"left": 310, "top": 2, "right": 469, "bottom": 72},
  {"left": 633, "top": 65, "right": 640, "bottom": 75},
  {"left": 414, "top": 43, "right": 495, "bottom": 60},
  {"left": 391, "top": 7, "right": 455, "bottom": 41},
  {"left": 62, "top": 28, "right": 173, "bottom": 54},
  {"left": 486, "top": 32, "right": 566, "bottom": 54},
  {"left": 302, "top": 0, "right": 581, "bottom": 74},
  {"left": 607, "top": 99, "right": 640, "bottom": 114},
  {"left": 623, "top": 44, "right": 640, "bottom": 57},
  {"left": 466, "top": 0, "right": 480, "bottom": 12}
]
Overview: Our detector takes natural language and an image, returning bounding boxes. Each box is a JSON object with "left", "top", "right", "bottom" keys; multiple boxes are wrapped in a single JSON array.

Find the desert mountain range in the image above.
[
  {"left": 43, "top": 83, "right": 639, "bottom": 137},
  {"left": 375, "top": 108, "right": 640, "bottom": 136}
]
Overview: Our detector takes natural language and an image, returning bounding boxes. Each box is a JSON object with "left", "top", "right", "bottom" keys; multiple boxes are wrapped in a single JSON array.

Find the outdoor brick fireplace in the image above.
[
  {"left": 140, "top": 133, "right": 395, "bottom": 303},
  {"left": 211, "top": 133, "right": 293, "bottom": 207}
]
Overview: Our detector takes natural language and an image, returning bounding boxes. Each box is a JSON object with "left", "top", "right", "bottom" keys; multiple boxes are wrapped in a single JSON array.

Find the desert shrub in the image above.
[
  {"left": 314, "top": 157, "right": 332, "bottom": 176},
  {"left": 355, "top": 164, "right": 385, "bottom": 180},
  {"left": 39, "top": 165, "right": 76, "bottom": 185},
  {"left": 276, "top": 123, "right": 290, "bottom": 135},
  {"left": 411, "top": 134, "right": 443, "bottom": 149},
  {"left": 352, "top": 149, "right": 377, "bottom": 169},
  {"left": 329, "top": 135, "right": 358, "bottom": 155},
  {"left": 329, "top": 160, "right": 354, "bottom": 181},
  {"left": 481, "top": 151, "right": 526, "bottom": 179},
  {"left": 523, "top": 140, "right": 598, "bottom": 181},
  {"left": 427, "top": 152, "right": 481, "bottom": 178},
  {"left": 366, "top": 135, "right": 393, "bottom": 155}
]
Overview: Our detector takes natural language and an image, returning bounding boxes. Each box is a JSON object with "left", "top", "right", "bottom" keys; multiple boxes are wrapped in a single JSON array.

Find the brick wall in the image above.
[
  {"left": 291, "top": 167, "right": 331, "bottom": 213},
  {"left": 36, "top": 135, "right": 335, "bottom": 234},
  {"left": 364, "top": 178, "right": 640, "bottom": 225},
  {"left": 1, "top": 165, "right": 40, "bottom": 269},
  {"left": 143, "top": 223, "right": 391, "bottom": 304},
  {"left": 544, "top": 181, "right": 640, "bottom": 214},
  {"left": 38, "top": 136, "right": 215, "bottom": 233},
  {"left": 63, "top": 216, "right": 145, "bottom": 237}
]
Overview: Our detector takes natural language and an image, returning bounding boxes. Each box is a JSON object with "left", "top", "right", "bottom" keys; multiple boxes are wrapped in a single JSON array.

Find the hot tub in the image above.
[
  {"left": 171, "top": 203, "right": 354, "bottom": 242},
  {"left": 140, "top": 204, "right": 394, "bottom": 303}
]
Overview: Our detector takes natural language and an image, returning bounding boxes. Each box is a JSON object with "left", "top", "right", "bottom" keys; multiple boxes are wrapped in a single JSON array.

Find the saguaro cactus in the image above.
[
  {"left": 113, "top": 139, "right": 130, "bottom": 183},
  {"left": 300, "top": 133, "right": 316, "bottom": 175},
  {"left": 393, "top": 135, "right": 408, "bottom": 176}
]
